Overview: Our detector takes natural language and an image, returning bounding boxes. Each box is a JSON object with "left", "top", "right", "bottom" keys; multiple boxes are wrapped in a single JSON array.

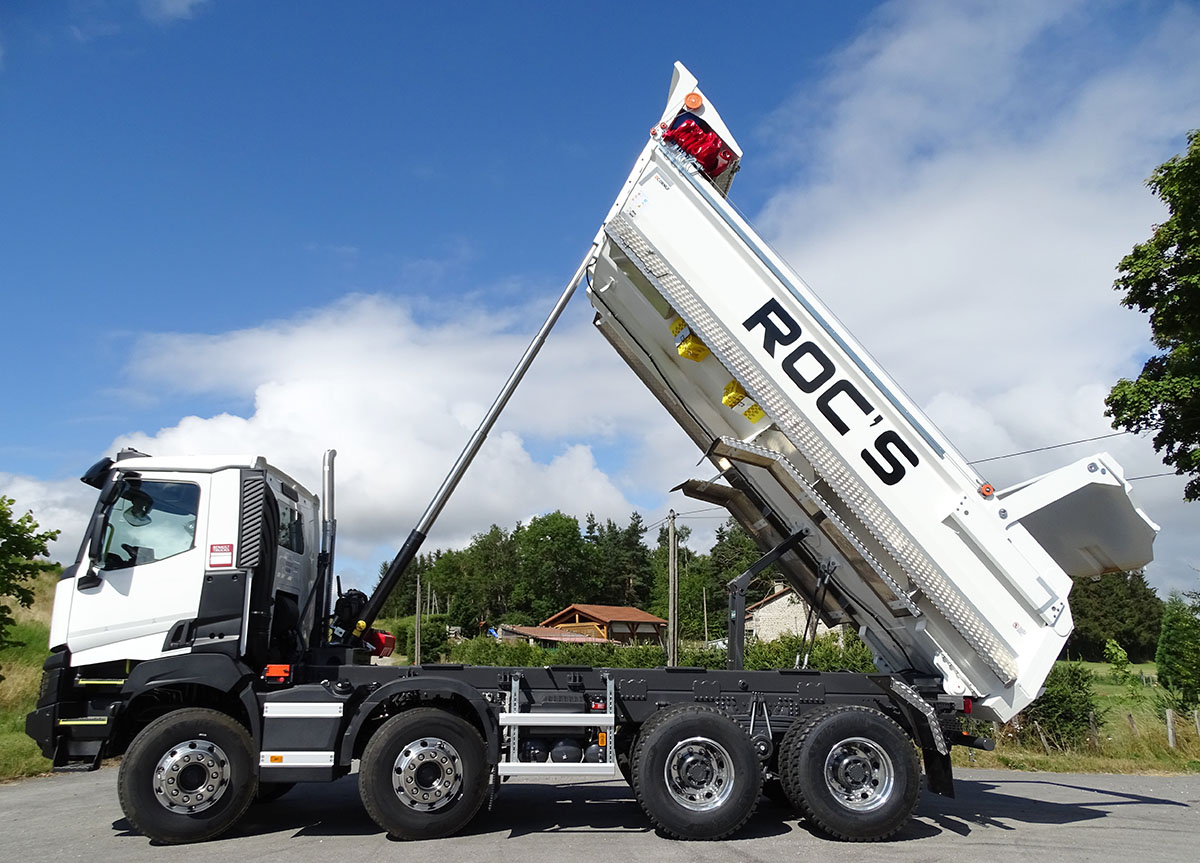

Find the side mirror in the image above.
[
  {"left": 87, "top": 509, "right": 108, "bottom": 563},
  {"left": 100, "top": 478, "right": 123, "bottom": 507}
]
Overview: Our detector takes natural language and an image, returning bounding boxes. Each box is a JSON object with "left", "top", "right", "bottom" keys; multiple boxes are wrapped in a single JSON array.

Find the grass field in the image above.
[
  {"left": 954, "top": 660, "right": 1200, "bottom": 774},
  {"left": 0, "top": 569, "right": 57, "bottom": 780}
]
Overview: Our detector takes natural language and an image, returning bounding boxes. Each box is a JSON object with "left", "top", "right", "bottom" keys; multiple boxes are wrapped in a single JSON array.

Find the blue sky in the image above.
[
  {"left": 2, "top": 0, "right": 1198, "bottom": 596},
  {"left": 0, "top": 0, "right": 871, "bottom": 477}
]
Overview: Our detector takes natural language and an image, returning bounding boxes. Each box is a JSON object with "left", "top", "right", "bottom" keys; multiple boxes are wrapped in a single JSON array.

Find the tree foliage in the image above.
[
  {"left": 1155, "top": 592, "right": 1200, "bottom": 708},
  {"left": 1066, "top": 571, "right": 1162, "bottom": 662},
  {"left": 0, "top": 496, "right": 59, "bottom": 655},
  {"left": 448, "top": 629, "right": 871, "bottom": 673},
  {"left": 369, "top": 514, "right": 781, "bottom": 643},
  {"left": 1020, "top": 662, "right": 1102, "bottom": 750},
  {"left": 1106, "top": 129, "right": 1200, "bottom": 499}
]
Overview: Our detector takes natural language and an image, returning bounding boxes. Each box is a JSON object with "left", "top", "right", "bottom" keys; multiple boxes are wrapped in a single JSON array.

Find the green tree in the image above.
[
  {"left": 1, "top": 496, "right": 59, "bottom": 676},
  {"left": 709, "top": 518, "right": 778, "bottom": 604},
  {"left": 1104, "top": 637, "right": 1147, "bottom": 704},
  {"left": 449, "top": 524, "right": 521, "bottom": 631},
  {"left": 1066, "top": 571, "right": 1162, "bottom": 662},
  {"left": 1155, "top": 592, "right": 1200, "bottom": 708},
  {"left": 510, "top": 511, "right": 594, "bottom": 622},
  {"left": 649, "top": 521, "right": 716, "bottom": 639},
  {"left": 373, "top": 550, "right": 435, "bottom": 620},
  {"left": 1020, "top": 662, "right": 1103, "bottom": 750},
  {"left": 584, "top": 513, "right": 654, "bottom": 609},
  {"left": 1106, "top": 130, "right": 1200, "bottom": 499},
  {"left": 1103, "top": 638, "right": 1132, "bottom": 684}
]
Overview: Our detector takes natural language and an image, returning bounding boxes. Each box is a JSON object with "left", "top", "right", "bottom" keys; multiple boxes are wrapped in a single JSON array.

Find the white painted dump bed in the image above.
[{"left": 584, "top": 64, "right": 1157, "bottom": 722}]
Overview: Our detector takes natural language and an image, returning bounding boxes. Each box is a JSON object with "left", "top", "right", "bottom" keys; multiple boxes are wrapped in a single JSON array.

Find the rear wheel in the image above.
[
  {"left": 630, "top": 704, "right": 761, "bottom": 840},
  {"left": 117, "top": 708, "right": 257, "bottom": 844},
  {"left": 359, "top": 707, "right": 489, "bottom": 840},
  {"left": 779, "top": 706, "right": 919, "bottom": 841}
]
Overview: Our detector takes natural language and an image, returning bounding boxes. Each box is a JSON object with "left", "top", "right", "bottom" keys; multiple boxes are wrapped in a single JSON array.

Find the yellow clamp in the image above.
[
  {"left": 670, "top": 317, "right": 710, "bottom": 362},
  {"left": 722, "top": 379, "right": 765, "bottom": 423}
]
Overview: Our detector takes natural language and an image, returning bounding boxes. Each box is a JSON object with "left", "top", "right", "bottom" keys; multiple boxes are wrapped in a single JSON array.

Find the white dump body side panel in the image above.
[{"left": 585, "top": 66, "right": 1157, "bottom": 722}]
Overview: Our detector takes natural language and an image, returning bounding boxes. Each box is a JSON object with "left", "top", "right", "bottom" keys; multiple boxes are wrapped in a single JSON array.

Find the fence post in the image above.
[
  {"left": 1166, "top": 709, "right": 1177, "bottom": 749},
  {"left": 1127, "top": 713, "right": 1138, "bottom": 735},
  {"left": 1194, "top": 709, "right": 1200, "bottom": 737},
  {"left": 1088, "top": 711, "right": 1100, "bottom": 750},
  {"left": 1032, "top": 720, "right": 1052, "bottom": 756}
]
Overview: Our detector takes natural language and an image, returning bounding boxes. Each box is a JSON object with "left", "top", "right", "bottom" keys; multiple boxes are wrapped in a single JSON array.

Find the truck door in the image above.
[{"left": 65, "top": 472, "right": 211, "bottom": 666}]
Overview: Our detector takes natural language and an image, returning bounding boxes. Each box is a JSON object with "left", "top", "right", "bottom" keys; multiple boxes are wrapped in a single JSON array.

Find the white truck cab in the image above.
[{"left": 54, "top": 450, "right": 321, "bottom": 668}]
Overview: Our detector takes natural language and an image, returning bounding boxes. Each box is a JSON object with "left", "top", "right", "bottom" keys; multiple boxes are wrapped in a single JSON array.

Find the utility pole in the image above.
[
  {"left": 414, "top": 569, "right": 422, "bottom": 666},
  {"left": 668, "top": 509, "right": 678, "bottom": 666},
  {"left": 702, "top": 586, "right": 709, "bottom": 643}
]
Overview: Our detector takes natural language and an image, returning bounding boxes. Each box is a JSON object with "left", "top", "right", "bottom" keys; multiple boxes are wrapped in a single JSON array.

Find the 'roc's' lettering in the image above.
[{"left": 742, "top": 299, "right": 919, "bottom": 486}]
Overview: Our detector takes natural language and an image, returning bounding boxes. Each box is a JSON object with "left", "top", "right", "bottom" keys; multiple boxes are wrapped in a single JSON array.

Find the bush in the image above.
[
  {"left": 745, "top": 629, "right": 875, "bottom": 673},
  {"left": 444, "top": 629, "right": 875, "bottom": 672},
  {"left": 377, "top": 614, "right": 450, "bottom": 662},
  {"left": 451, "top": 636, "right": 548, "bottom": 667},
  {"left": 678, "top": 646, "right": 725, "bottom": 669},
  {"left": 1105, "top": 638, "right": 1147, "bottom": 704},
  {"left": 1019, "top": 662, "right": 1103, "bottom": 750}
]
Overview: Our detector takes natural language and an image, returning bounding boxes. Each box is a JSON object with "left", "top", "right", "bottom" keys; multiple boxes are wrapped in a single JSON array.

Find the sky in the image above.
[{"left": 1, "top": 0, "right": 1197, "bottom": 599}]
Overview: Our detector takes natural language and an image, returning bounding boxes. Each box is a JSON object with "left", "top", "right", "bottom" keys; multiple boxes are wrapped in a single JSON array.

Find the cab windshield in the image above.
[{"left": 100, "top": 480, "right": 200, "bottom": 570}]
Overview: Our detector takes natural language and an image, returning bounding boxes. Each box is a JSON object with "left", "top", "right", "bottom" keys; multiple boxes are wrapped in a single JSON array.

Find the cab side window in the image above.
[{"left": 278, "top": 503, "right": 304, "bottom": 554}]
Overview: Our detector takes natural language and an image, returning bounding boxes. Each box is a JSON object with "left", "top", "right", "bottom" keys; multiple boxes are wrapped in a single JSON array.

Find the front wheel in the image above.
[
  {"left": 117, "top": 708, "right": 257, "bottom": 844},
  {"left": 359, "top": 707, "right": 489, "bottom": 840},
  {"left": 779, "top": 705, "right": 919, "bottom": 841}
]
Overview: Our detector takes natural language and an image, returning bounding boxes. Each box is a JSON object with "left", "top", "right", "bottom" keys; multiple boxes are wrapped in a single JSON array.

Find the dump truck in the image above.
[{"left": 27, "top": 62, "right": 1157, "bottom": 845}]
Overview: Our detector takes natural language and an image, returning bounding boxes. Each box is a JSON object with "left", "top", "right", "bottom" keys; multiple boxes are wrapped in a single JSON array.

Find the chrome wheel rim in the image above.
[
  {"left": 663, "top": 736, "right": 735, "bottom": 811},
  {"left": 152, "top": 738, "right": 231, "bottom": 813},
  {"left": 392, "top": 736, "right": 464, "bottom": 811},
  {"left": 823, "top": 736, "right": 894, "bottom": 812}
]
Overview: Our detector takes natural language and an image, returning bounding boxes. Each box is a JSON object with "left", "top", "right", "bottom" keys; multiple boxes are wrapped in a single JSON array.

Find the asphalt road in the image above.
[{"left": 2, "top": 767, "right": 1198, "bottom": 862}]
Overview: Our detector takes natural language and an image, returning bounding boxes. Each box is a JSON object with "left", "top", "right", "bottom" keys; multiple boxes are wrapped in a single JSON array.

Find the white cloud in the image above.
[
  {"left": 92, "top": 292, "right": 704, "bottom": 588},
  {"left": 140, "top": 0, "right": 208, "bottom": 24},
  {"left": 757, "top": 0, "right": 1200, "bottom": 594},
  {"left": 0, "top": 473, "right": 94, "bottom": 565}
]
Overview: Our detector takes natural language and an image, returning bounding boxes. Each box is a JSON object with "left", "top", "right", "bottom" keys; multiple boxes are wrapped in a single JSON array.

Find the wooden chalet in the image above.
[{"left": 540, "top": 604, "right": 666, "bottom": 645}]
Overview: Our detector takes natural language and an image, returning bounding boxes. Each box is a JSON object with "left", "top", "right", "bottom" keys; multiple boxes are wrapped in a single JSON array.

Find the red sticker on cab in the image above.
[{"left": 209, "top": 544, "right": 234, "bottom": 568}]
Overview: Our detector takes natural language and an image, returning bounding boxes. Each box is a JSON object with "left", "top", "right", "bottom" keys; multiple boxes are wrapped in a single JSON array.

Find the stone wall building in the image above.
[{"left": 745, "top": 582, "right": 830, "bottom": 641}]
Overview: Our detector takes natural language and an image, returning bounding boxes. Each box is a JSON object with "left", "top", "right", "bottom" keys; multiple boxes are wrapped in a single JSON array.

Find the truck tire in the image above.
[
  {"left": 630, "top": 703, "right": 761, "bottom": 840},
  {"left": 116, "top": 707, "right": 257, "bottom": 844},
  {"left": 359, "top": 707, "right": 489, "bottom": 840},
  {"left": 776, "top": 705, "right": 838, "bottom": 812},
  {"left": 778, "top": 705, "right": 919, "bottom": 841}
]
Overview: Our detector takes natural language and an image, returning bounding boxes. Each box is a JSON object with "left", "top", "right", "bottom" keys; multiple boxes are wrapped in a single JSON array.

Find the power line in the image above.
[
  {"left": 968, "top": 431, "right": 1131, "bottom": 465},
  {"left": 644, "top": 506, "right": 728, "bottom": 532},
  {"left": 1127, "top": 471, "right": 1178, "bottom": 481}
]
